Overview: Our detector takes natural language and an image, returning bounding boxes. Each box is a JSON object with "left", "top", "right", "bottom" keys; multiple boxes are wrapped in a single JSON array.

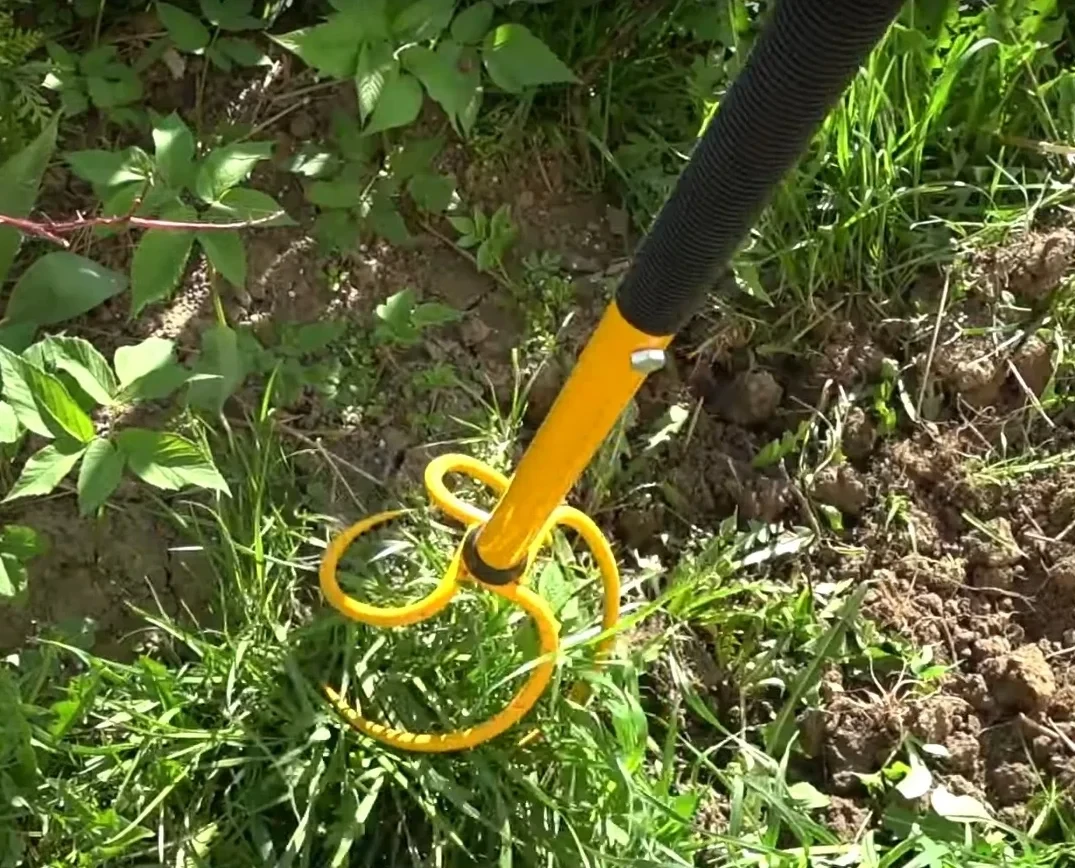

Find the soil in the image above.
[
  {"left": 0, "top": 496, "right": 211, "bottom": 658},
  {"left": 7, "top": 41, "right": 1075, "bottom": 834}
]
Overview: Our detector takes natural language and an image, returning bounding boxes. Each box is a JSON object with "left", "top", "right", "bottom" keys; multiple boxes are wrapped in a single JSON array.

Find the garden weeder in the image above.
[{"left": 320, "top": 0, "right": 906, "bottom": 752}]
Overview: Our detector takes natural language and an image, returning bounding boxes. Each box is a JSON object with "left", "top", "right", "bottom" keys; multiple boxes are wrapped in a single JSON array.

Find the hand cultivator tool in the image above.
[{"left": 320, "top": 0, "right": 905, "bottom": 752}]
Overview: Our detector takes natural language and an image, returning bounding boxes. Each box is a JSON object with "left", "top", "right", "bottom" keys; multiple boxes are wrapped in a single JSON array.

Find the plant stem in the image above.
[{"left": 0, "top": 211, "right": 288, "bottom": 248}]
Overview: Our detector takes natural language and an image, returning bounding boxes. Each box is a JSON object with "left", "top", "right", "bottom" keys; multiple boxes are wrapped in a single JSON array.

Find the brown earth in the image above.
[{"left": 635, "top": 227, "right": 1075, "bottom": 831}]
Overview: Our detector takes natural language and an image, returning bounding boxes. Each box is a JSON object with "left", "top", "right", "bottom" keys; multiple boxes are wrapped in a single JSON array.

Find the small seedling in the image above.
[
  {"left": 42, "top": 43, "right": 143, "bottom": 126},
  {"left": 449, "top": 204, "right": 517, "bottom": 274},
  {"left": 300, "top": 121, "right": 457, "bottom": 252},
  {"left": 374, "top": 288, "right": 460, "bottom": 347},
  {"left": 237, "top": 319, "right": 348, "bottom": 408}
]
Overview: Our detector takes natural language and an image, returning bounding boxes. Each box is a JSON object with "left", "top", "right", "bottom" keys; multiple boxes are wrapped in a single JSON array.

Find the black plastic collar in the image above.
[{"left": 462, "top": 528, "right": 525, "bottom": 586}]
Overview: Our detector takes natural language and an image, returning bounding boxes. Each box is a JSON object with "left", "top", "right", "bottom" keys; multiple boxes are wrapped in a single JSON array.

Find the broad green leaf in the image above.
[
  {"left": 332, "top": 110, "right": 378, "bottom": 163},
  {"left": 287, "top": 147, "right": 340, "bottom": 179},
  {"left": 0, "top": 346, "right": 93, "bottom": 442},
  {"left": 482, "top": 24, "right": 577, "bottom": 93},
  {"left": 198, "top": 231, "right": 246, "bottom": 286},
  {"left": 447, "top": 215, "right": 474, "bottom": 234},
  {"left": 0, "top": 117, "right": 58, "bottom": 283},
  {"left": 0, "top": 324, "right": 36, "bottom": 353},
  {"left": 306, "top": 179, "right": 364, "bottom": 209},
  {"left": 188, "top": 324, "right": 243, "bottom": 412},
  {"left": 407, "top": 172, "right": 455, "bottom": 213},
  {"left": 0, "top": 401, "right": 17, "bottom": 443},
  {"left": 366, "top": 193, "right": 411, "bottom": 244},
  {"left": 4, "top": 253, "right": 127, "bottom": 328},
  {"left": 217, "top": 36, "right": 268, "bottom": 66},
  {"left": 157, "top": 2, "right": 211, "bottom": 51},
  {"left": 376, "top": 288, "right": 415, "bottom": 330},
  {"left": 194, "top": 141, "right": 274, "bottom": 203},
  {"left": 392, "top": 0, "right": 454, "bottom": 40},
  {"left": 451, "top": 1, "right": 492, "bottom": 43},
  {"left": 125, "top": 365, "right": 192, "bottom": 401},
  {"left": 787, "top": 781, "right": 831, "bottom": 810},
  {"left": 205, "top": 43, "right": 233, "bottom": 71},
  {"left": 363, "top": 71, "right": 423, "bottom": 135},
  {"left": 0, "top": 556, "right": 24, "bottom": 599},
  {"left": 389, "top": 136, "right": 443, "bottom": 181},
  {"left": 131, "top": 205, "right": 196, "bottom": 314},
  {"left": 428, "top": 40, "right": 481, "bottom": 134},
  {"left": 0, "top": 347, "right": 48, "bottom": 436},
  {"left": 114, "top": 337, "right": 192, "bottom": 401},
  {"left": 475, "top": 239, "right": 495, "bottom": 271},
  {"left": 77, "top": 438, "right": 125, "bottom": 515},
  {"left": 402, "top": 44, "right": 472, "bottom": 120},
  {"left": 312, "top": 210, "right": 360, "bottom": 252},
  {"left": 207, "top": 187, "right": 293, "bottom": 225},
  {"left": 114, "top": 337, "right": 176, "bottom": 389},
  {"left": 0, "top": 525, "right": 44, "bottom": 560},
  {"left": 270, "top": 14, "right": 363, "bottom": 78},
  {"left": 36, "top": 336, "right": 118, "bottom": 405},
  {"left": 66, "top": 147, "right": 151, "bottom": 190},
  {"left": 86, "top": 67, "right": 143, "bottom": 108},
  {"left": 79, "top": 44, "right": 121, "bottom": 76},
  {"left": 151, "top": 111, "right": 196, "bottom": 189},
  {"left": 289, "top": 321, "right": 346, "bottom": 353},
  {"left": 117, "top": 428, "right": 230, "bottom": 494},
  {"left": 25, "top": 361, "right": 95, "bottom": 443},
  {"left": 4, "top": 443, "right": 86, "bottom": 502},
  {"left": 200, "top": 0, "right": 263, "bottom": 30},
  {"left": 0, "top": 525, "right": 44, "bottom": 598},
  {"left": 411, "top": 301, "right": 459, "bottom": 327},
  {"left": 355, "top": 41, "right": 395, "bottom": 122}
]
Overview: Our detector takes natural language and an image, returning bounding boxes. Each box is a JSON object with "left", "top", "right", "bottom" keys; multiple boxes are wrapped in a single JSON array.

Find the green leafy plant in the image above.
[
  {"left": 449, "top": 203, "right": 516, "bottom": 273},
  {"left": 65, "top": 111, "right": 292, "bottom": 312},
  {"left": 156, "top": 0, "right": 270, "bottom": 72},
  {"left": 0, "top": 10, "right": 49, "bottom": 159},
  {"left": 0, "top": 523, "right": 44, "bottom": 600},
  {"left": 237, "top": 319, "right": 348, "bottom": 408},
  {"left": 42, "top": 43, "right": 143, "bottom": 126},
  {"left": 374, "top": 287, "right": 460, "bottom": 347},
  {"left": 272, "top": 0, "right": 576, "bottom": 137},
  {"left": 0, "top": 335, "right": 229, "bottom": 515},
  {"left": 298, "top": 115, "right": 456, "bottom": 251}
]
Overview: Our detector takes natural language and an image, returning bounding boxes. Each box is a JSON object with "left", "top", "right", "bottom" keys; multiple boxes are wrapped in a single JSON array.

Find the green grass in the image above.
[
  {"left": 5, "top": 0, "right": 1075, "bottom": 864},
  {"left": 521, "top": 0, "right": 1075, "bottom": 331}
]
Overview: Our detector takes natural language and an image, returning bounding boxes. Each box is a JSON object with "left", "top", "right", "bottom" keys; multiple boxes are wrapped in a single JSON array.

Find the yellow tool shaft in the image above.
[{"left": 475, "top": 301, "right": 671, "bottom": 571}]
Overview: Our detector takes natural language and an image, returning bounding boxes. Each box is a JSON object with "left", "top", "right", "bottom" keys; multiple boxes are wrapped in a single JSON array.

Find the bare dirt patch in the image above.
[{"left": 0, "top": 498, "right": 211, "bottom": 659}]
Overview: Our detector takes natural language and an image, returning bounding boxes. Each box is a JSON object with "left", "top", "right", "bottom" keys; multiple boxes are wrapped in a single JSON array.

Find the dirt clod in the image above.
[
  {"left": 981, "top": 644, "right": 1056, "bottom": 714},
  {"left": 812, "top": 466, "right": 869, "bottom": 517},
  {"left": 989, "top": 763, "right": 1038, "bottom": 806},
  {"left": 842, "top": 407, "right": 877, "bottom": 460},
  {"left": 714, "top": 370, "right": 783, "bottom": 427},
  {"left": 986, "top": 228, "right": 1075, "bottom": 302}
]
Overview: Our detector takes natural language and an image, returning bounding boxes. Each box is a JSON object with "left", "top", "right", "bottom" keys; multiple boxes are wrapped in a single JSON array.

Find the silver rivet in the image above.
[{"left": 630, "top": 348, "right": 666, "bottom": 374}]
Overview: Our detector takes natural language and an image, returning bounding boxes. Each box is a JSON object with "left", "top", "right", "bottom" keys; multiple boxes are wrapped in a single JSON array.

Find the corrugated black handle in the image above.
[{"left": 616, "top": 0, "right": 905, "bottom": 336}]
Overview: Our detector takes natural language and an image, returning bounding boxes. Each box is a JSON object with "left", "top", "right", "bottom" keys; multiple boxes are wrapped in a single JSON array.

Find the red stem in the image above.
[{"left": 0, "top": 210, "right": 287, "bottom": 249}]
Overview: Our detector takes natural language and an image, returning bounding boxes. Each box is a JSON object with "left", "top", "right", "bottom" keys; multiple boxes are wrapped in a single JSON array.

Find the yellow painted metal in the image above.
[
  {"left": 319, "top": 454, "right": 621, "bottom": 753},
  {"left": 475, "top": 301, "right": 672, "bottom": 571}
]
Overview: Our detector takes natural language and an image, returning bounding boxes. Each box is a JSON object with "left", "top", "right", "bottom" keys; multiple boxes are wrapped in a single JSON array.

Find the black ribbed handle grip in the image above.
[{"left": 616, "top": 0, "right": 905, "bottom": 336}]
